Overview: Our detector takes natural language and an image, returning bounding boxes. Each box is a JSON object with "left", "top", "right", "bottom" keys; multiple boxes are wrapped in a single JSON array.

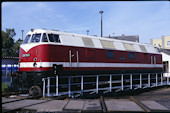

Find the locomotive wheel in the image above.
[{"left": 29, "top": 85, "right": 42, "bottom": 98}]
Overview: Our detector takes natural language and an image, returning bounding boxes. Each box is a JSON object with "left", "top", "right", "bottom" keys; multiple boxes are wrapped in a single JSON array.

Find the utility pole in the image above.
[
  {"left": 21, "top": 30, "right": 24, "bottom": 43},
  {"left": 99, "top": 10, "right": 104, "bottom": 37},
  {"left": 87, "top": 30, "right": 89, "bottom": 35}
]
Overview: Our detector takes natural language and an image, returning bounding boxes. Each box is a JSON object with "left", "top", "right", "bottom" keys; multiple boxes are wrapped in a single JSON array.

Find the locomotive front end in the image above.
[{"left": 16, "top": 29, "right": 52, "bottom": 96}]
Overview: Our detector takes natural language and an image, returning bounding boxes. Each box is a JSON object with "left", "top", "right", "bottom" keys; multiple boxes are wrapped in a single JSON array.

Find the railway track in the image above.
[
  {"left": 2, "top": 95, "right": 52, "bottom": 113},
  {"left": 2, "top": 95, "right": 170, "bottom": 113}
]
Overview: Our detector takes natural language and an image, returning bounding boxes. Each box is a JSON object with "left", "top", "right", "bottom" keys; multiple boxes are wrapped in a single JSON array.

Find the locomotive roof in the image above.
[{"left": 24, "top": 29, "right": 160, "bottom": 54}]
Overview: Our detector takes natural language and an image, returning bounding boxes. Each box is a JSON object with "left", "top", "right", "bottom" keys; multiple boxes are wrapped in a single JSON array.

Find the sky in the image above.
[{"left": 2, "top": 1, "right": 170, "bottom": 44}]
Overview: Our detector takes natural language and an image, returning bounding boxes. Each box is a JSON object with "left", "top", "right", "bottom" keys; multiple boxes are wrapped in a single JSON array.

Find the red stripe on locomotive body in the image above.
[
  {"left": 19, "top": 67, "right": 162, "bottom": 72},
  {"left": 19, "top": 43, "right": 163, "bottom": 72}
]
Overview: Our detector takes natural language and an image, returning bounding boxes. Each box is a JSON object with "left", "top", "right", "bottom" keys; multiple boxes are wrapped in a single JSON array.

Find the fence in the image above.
[
  {"left": 42, "top": 73, "right": 170, "bottom": 98},
  {"left": 1, "top": 64, "right": 19, "bottom": 87}
]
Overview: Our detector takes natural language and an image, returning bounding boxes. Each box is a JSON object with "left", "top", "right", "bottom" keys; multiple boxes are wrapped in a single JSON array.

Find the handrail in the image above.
[{"left": 42, "top": 72, "right": 169, "bottom": 98}]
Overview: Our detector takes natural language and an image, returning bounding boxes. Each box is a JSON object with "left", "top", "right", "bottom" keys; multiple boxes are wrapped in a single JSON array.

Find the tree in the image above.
[
  {"left": 2, "top": 28, "right": 19, "bottom": 57},
  {"left": 12, "top": 39, "right": 22, "bottom": 57}
]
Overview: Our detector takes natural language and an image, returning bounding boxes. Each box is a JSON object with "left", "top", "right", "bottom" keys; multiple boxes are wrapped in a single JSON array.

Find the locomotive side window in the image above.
[
  {"left": 48, "top": 34, "right": 60, "bottom": 43},
  {"left": 41, "top": 33, "right": 48, "bottom": 42},
  {"left": 23, "top": 35, "right": 31, "bottom": 44},
  {"left": 31, "top": 34, "right": 41, "bottom": 43},
  {"left": 129, "top": 52, "right": 135, "bottom": 59},
  {"left": 107, "top": 51, "right": 114, "bottom": 58}
]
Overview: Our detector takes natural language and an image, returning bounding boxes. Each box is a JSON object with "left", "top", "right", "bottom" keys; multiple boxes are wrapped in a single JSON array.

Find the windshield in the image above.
[
  {"left": 31, "top": 34, "right": 41, "bottom": 43},
  {"left": 23, "top": 35, "right": 31, "bottom": 44}
]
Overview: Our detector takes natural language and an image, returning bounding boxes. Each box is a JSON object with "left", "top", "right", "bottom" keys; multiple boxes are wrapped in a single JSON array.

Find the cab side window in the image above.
[
  {"left": 42, "top": 33, "right": 48, "bottom": 42},
  {"left": 48, "top": 34, "right": 61, "bottom": 43},
  {"left": 54, "top": 35, "right": 61, "bottom": 43},
  {"left": 48, "top": 34, "right": 54, "bottom": 42}
]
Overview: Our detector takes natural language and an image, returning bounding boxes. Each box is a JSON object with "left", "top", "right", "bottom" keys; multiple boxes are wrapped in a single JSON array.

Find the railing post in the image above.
[
  {"left": 121, "top": 74, "right": 124, "bottom": 90},
  {"left": 5, "top": 64, "right": 7, "bottom": 77},
  {"left": 68, "top": 76, "right": 71, "bottom": 97},
  {"left": 96, "top": 75, "right": 99, "bottom": 94},
  {"left": 12, "top": 64, "right": 14, "bottom": 74},
  {"left": 56, "top": 75, "right": 58, "bottom": 96},
  {"left": 81, "top": 76, "right": 84, "bottom": 95},
  {"left": 167, "top": 76, "right": 169, "bottom": 85},
  {"left": 47, "top": 77, "right": 50, "bottom": 96},
  {"left": 148, "top": 73, "right": 150, "bottom": 87},
  {"left": 42, "top": 78, "right": 45, "bottom": 98},
  {"left": 130, "top": 74, "right": 133, "bottom": 89},
  {"left": 110, "top": 75, "right": 112, "bottom": 92},
  {"left": 140, "top": 74, "right": 142, "bottom": 88},
  {"left": 161, "top": 73, "right": 163, "bottom": 86},
  {"left": 156, "top": 73, "right": 158, "bottom": 87},
  {"left": 10, "top": 74, "right": 13, "bottom": 88},
  {"left": 11, "top": 64, "right": 12, "bottom": 75}
]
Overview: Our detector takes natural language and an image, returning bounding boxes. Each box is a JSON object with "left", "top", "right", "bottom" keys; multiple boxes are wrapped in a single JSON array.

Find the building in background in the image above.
[
  {"left": 106, "top": 34, "right": 139, "bottom": 42},
  {"left": 150, "top": 38, "right": 162, "bottom": 48},
  {"left": 151, "top": 36, "right": 170, "bottom": 49},
  {"left": 151, "top": 36, "right": 170, "bottom": 77},
  {"left": 162, "top": 36, "right": 170, "bottom": 49}
]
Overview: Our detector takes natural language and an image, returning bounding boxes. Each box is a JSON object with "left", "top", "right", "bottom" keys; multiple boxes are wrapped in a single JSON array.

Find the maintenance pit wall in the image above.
[{"left": 2, "top": 86, "right": 170, "bottom": 113}]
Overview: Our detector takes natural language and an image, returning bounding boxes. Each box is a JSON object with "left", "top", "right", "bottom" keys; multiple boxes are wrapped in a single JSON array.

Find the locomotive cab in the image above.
[{"left": 16, "top": 30, "right": 61, "bottom": 96}]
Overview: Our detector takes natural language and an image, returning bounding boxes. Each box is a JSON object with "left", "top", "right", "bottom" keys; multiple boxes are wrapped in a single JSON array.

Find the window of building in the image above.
[
  {"left": 48, "top": 34, "right": 60, "bottom": 43},
  {"left": 31, "top": 34, "right": 41, "bottom": 43},
  {"left": 129, "top": 52, "right": 135, "bottom": 59},
  {"left": 167, "top": 41, "right": 170, "bottom": 46},
  {"left": 23, "top": 35, "right": 31, "bottom": 44},
  {"left": 41, "top": 33, "right": 48, "bottom": 42},
  {"left": 107, "top": 51, "right": 114, "bottom": 58}
]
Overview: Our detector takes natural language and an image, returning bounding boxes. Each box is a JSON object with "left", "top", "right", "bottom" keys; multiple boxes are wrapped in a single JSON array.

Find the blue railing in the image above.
[{"left": 42, "top": 73, "right": 170, "bottom": 98}]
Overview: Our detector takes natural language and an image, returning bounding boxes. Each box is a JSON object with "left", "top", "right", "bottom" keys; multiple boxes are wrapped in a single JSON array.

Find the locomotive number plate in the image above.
[{"left": 22, "top": 54, "right": 30, "bottom": 57}]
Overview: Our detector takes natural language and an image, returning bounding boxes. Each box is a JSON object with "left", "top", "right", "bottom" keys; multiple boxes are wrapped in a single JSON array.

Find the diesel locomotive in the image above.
[{"left": 15, "top": 29, "right": 163, "bottom": 95}]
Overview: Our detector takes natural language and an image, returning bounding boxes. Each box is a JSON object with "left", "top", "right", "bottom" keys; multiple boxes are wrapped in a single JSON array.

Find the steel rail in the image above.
[
  {"left": 100, "top": 96, "right": 107, "bottom": 113},
  {"left": 130, "top": 96, "right": 151, "bottom": 112}
]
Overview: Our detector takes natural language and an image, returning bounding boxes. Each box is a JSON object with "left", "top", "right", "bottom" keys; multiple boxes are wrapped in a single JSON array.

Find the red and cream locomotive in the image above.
[{"left": 17, "top": 29, "right": 163, "bottom": 92}]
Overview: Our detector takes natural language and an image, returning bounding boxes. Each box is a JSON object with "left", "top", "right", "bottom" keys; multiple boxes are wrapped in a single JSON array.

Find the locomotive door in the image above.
[
  {"left": 151, "top": 55, "right": 156, "bottom": 64},
  {"left": 69, "top": 48, "right": 79, "bottom": 69}
]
